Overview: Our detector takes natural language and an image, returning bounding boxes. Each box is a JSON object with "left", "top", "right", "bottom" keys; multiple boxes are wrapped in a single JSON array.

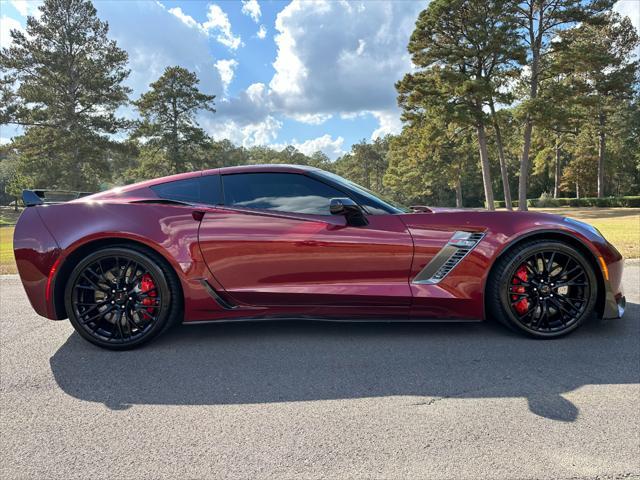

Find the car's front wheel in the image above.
[
  {"left": 64, "top": 246, "right": 181, "bottom": 349},
  {"left": 488, "top": 240, "right": 598, "bottom": 338}
]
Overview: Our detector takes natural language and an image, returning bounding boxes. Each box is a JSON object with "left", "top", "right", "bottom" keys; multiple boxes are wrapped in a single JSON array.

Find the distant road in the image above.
[{"left": 1, "top": 264, "right": 639, "bottom": 479}]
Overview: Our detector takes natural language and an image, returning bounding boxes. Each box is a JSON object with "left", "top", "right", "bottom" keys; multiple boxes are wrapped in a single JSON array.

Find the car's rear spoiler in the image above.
[{"left": 22, "top": 189, "right": 94, "bottom": 207}]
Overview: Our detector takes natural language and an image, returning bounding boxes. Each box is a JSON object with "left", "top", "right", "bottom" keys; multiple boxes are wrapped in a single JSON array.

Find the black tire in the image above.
[
  {"left": 487, "top": 240, "right": 597, "bottom": 338},
  {"left": 64, "top": 246, "right": 182, "bottom": 350}
]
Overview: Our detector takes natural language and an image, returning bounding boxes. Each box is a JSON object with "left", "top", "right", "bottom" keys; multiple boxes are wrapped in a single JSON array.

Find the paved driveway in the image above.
[{"left": 1, "top": 264, "right": 639, "bottom": 479}]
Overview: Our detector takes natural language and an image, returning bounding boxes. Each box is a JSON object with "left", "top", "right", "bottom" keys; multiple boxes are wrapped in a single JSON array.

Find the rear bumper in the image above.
[{"left": 13, "top": 207, "right": 62, "bottom": 319}]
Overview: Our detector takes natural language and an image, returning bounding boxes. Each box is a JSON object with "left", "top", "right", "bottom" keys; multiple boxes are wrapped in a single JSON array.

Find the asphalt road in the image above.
[{"left": 1, "top": 264, "right": 639, "bottom": 480}]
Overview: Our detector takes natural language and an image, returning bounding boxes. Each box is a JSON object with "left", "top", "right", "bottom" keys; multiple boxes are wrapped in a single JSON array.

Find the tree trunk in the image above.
[
  {"left": 476, "top": 122, "right": 495, "bottom": 210},
  {"left": 519, "top": 24, "right": 541, "bottom": 212},
  {"left": 554, "top": 137, "right": 561, "bottom": 198},
  {"left": 519, "top": 123, "right": 533, "bottom": 212},
  {"left": 576, "top": 182, "right": 580, "bottom": 199},
  {"left": 597, "top": 112, "right": 606, "bottom": 198},
  {"left": 489, "top": 99, "right": 512, "bottom": 210},
  {"left": 14, "top": 197, "right": 18, "bottom": 212},
  {"left": 171, "top": 92, "right": 180, "bottom": 174},
  {"left": 455, "top": 177, "right": 463, "bottom": 208},
  {"left": 363, "top": 156, "right": 370, "bottom": 189}
]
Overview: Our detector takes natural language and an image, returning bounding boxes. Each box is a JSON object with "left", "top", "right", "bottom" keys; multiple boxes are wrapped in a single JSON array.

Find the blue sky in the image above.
[{"left": 1, "top": 0, "right": 639, "bottom": 159}]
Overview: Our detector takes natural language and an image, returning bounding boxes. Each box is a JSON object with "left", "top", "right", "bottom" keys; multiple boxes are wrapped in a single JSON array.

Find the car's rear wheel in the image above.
[
  {"left": 488, "top": 240, "right": 597, "bottom": 338},
  {"left": 64, "top": 247, "right": 181, "bottom": 349}
]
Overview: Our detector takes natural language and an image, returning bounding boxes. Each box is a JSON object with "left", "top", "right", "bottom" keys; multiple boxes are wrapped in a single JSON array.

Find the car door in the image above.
[{"left": 197, "top": 172, "right": 414, "bottom": 312}]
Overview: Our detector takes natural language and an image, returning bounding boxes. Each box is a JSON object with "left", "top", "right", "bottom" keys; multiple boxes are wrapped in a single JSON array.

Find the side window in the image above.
[
  {"left": 150, "top": 175, "right": 221, "bottom": 205},
  {"left": 222, "top": 173, "right": 347, "bottom": 215},
  {"left": 200, "top": 175, "right": 222, "bottom": 205}
]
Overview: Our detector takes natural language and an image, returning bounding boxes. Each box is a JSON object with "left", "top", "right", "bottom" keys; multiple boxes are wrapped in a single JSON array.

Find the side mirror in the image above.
[{"left": 329, "top": 198, "right": 368, "bottom": 226}]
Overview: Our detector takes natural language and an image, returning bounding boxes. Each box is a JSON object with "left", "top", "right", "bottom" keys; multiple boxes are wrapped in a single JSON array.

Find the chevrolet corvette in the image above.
[{"left": 14, "top": 165, "right": 626, "bottom": 349}]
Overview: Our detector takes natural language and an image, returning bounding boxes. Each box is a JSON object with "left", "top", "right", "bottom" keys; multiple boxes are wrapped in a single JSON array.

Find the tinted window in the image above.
[
  {"left": 313, "top": 170, "right": 411, "bottom": 214},
  {"left": 222, "top": 173, "right": 346, "bottom": 215},
  {"left": 151, "top": 175, "right": 221, "bottom": 205}
]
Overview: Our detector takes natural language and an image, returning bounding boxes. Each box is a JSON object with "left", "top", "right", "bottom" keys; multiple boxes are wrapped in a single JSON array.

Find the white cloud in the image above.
[
  {"left": 206, "top": 115, "right": 282, "bottom": 147},
  {"left": 10, "top": 0, "right": 42, "bottom": 18},
  {"left": 167, "top": 7, "right": 199, "bottom": 29},
  {"left": 203, "top": 4, "right": 242, "bottom": 50},
  {"left": 95, "top": 1, "right": 225, "bottom": 102},
  {"left": 0, "top": 15, "right": 22, "bottom": 48},
  {"left": 246, "top": 82, "right": 268, "bottom": 104},
  {"left": 268, "top": 0, "right": 423, "bottom": 128},
  {"left": 166, "top": 3, "right": 242, "bottom": 50},
  {"left": 288, "top": 113, "right": 333, "bottom": 125},
  {"left": 370, "top": 109, "right": 402, "bottom": 139},
  {"left": 272, "top": 134, "right": 345, "bottom": 160},
  {"left": 340, "top": 111, "right": 366, "bottom": 120},
  {"left": 241, "top": 0, "right": 261, "bottom": 23},
  {"left": 614, "top": 0, "right": 640, "bottom": 33},
  {"left": 257, "top": 24, "right": 267, "bottom": 40},
  {"left": 214, "top": 59, "right": 239, "bottom": 94}
]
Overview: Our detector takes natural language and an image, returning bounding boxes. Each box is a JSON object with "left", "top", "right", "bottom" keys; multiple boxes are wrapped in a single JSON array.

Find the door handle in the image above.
[{"left": 298, "top": 240, "right": 319, "bottom": 246}]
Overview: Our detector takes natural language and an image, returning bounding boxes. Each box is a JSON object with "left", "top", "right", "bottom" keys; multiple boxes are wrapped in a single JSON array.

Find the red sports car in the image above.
[{"left": 14, "top": 165, "right": 626, "bottom": 349}]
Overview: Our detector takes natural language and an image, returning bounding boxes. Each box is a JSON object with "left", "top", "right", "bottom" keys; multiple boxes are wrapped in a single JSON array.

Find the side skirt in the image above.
[{"left": 183, "top": 317, "right": 483, "bottom": 325}]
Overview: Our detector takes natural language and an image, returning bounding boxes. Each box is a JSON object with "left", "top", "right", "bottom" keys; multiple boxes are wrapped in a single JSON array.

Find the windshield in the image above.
[{"left": 315, "top": 171, "right": 412, "bottom": 214}]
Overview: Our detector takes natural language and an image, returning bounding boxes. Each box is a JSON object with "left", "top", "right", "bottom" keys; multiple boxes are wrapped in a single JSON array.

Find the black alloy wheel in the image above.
[
  {"left": 65, "top": 247, "right": 180, "bottom": 349},
  {"left": 489, "top": 240, "right": 597, "bottom": 338}
]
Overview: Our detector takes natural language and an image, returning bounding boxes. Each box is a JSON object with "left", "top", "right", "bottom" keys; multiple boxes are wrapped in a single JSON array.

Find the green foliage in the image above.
[
  {"left": 0, "top": 0, "right": 638, "bottom": 208},
  {"left": 0, "top": 0, "right": 131, "bottom": 190},
  {"left": 396, "top": 0, "right": 526, "bottom": 209},
  {"left": 495, "top": 196, "right": 640, "bottom": 208},
  {"left": 334, "top": 137, "right": 389, "bottom": 192},
  {"left": 132, "top": 66, "right": 215, "bottom": 176}
]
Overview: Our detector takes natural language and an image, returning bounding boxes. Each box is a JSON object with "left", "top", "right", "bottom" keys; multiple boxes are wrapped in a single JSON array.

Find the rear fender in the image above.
[
  {"left": 13, "top": 207, "right": 62, "bottom": 318},
  {"left": 34, "top": 202, "right": 225, "bottom": 321}
]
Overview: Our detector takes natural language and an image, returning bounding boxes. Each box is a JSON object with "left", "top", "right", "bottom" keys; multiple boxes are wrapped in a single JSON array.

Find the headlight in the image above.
[{"left": 563, "top": 217, "right": 604, "bottom": 238}]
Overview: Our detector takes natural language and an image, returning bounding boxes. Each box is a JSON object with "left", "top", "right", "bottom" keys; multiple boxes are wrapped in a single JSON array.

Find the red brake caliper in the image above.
[
  {"left": 140, "top": 273, "right": 157, "bottom": 320},
  {"left": 511, "top": 265, "right": 529, "bottom": 315}
]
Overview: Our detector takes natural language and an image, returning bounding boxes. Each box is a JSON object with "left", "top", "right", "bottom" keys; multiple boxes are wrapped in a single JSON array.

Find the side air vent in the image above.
[{"left": 412, "top": 231, "right": 485, "bottom": 284}]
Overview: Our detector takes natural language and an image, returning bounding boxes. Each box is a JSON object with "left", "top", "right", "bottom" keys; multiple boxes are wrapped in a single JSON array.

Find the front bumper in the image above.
[
  {"left": 600, "top": 245, "right": 625, "bottom": 320},
  {"left": 603, "top": 292, "right": 626, "bottom": 319}
]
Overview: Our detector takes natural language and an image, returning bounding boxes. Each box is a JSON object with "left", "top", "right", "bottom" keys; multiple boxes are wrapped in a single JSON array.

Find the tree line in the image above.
[{"left": 1, "top": 0, "right": 638, "bottom": 210}]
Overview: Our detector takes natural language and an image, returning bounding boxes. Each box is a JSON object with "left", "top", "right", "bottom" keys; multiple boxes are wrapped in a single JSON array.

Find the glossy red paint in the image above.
[
  {"left": 13, "top": 165, "right": 625, "bottom": 327},
  {"left": 198, "top": 207, "right": 414, "bottom": 308}
]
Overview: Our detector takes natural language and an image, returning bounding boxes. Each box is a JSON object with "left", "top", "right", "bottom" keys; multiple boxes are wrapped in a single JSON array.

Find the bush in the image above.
[
  {"left": 536, "top": 192, "right": 555, "bottom": 207},
  {"left": 492, "top": 196, "right": 640, "bottom": 208}
]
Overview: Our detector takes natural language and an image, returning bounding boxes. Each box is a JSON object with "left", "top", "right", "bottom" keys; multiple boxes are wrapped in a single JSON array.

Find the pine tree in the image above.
[
  {"left": 512, "top": 0, "right": 614, "bottom": 209},
  {"left": 554, "top": 12, "right": 639, "bottom": 197},
  {"left": 0, "top": 0, "right": 131, "bottom": 190},
  {"left": 133, "top": 66, "right": 215, "bottom": 175},
  {"left": 397, "top": 0, "right": 525, "bottom": 210}
]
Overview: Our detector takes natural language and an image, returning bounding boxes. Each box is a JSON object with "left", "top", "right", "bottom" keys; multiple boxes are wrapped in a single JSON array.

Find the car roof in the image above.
[
  {"left": 203, "top": 164, "right": 321, "bottom": 175},
  {"left": 80, "top": 164, "right": 322, "bottom": 201}
]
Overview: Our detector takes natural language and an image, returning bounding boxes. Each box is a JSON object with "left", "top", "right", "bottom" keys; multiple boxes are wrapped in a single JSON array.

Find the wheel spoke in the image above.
[
  {"left": 546, "top": 251, "right": 556, "bottom": 276},
  {"left": 79, "top": 274, "right": 108, "bottom": 293},
  {"left": 507, "top": 248, "right": 590, "bottom": 334},
  {"left": 549, "top": 297, "right": 572, "bottom": 324},
  {"left": 138, "top": 288, "right": 158, "bottom": 298},
  {"left": 71, "top": 254, "right": 164, "bottom": 344},
  {"left": 80, "top": 306, "right": 113, "bottom": 325}
]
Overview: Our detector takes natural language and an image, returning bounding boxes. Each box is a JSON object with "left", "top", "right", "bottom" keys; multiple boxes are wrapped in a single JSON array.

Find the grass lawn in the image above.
[
  {"left": 532, "top": 208, "right": 639, "bottom": 260},
  {"left": 0, "top": 207, "right": 22, "bottom": 226},
  {"left": 0, "top": 226, "right": 15, "bottom": 275},
  {"left": 0, "top": 207, "right": 637, "bottom": 275}
]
